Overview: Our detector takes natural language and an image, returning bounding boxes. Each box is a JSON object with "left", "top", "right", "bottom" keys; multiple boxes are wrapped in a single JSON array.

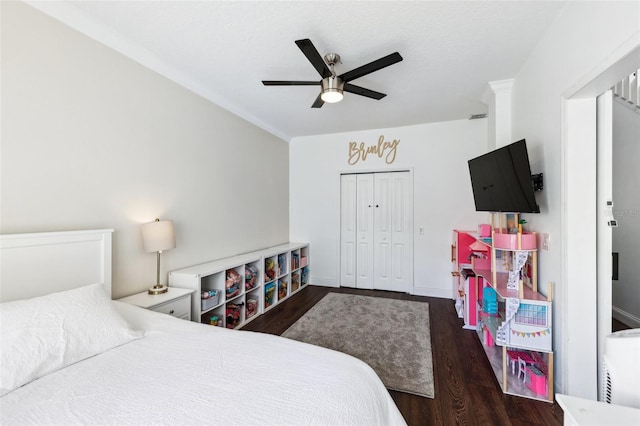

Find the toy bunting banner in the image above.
[{"left": 510, "top": 328, "right": 550, "bottom": 337}]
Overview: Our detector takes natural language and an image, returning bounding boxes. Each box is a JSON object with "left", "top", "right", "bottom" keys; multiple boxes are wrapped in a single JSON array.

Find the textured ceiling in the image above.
[{"left": 30, "top": 1, "right": 567, "bottom": 141}]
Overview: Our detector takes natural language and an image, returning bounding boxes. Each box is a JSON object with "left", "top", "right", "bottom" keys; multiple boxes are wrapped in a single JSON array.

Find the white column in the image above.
[{"left": 482, "top": 79, "right": 514, "bottom": 150}]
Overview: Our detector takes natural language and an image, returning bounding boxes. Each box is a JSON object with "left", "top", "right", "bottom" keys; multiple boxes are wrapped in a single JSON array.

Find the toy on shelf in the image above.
[
  {"left": 201, "top": 289, "right": 221, "bottom": 311},
  {"left": 264, "top": 282, "right": 275, "bottom": 308},
  {"left": 225, "top": 269, "right": 241, "bottom": 298},
  {"left": 225, "top": 302, "right": 243, "bottom": 329},
  {"left": 245, "top": 265, "right": 258, "bottom": 290},
  {"left": 277, "top": 253, "right": 286, "bottom": 276},
  {"left": 518, "top": 219, "right": 527, "bottom": 234},
  {"left": 264, "top": 259, "right": 276, "bottom": 282},
  {"left": 246, "top": 297, "right": 258, "bottom": 319},
  {"left": 278, "top": 279, "right": 288, "bottom": 300},
  {"left": 301, "top": 266, "right": 309, "bottom": 285},
  {"left": 291, "top": 272, "right": 300, "bottom": 292}
]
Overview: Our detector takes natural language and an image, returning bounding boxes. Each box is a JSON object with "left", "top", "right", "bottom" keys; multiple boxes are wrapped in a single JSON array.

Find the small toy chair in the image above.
[
  {"left": 518, "top": 357, "right": 528, "bottom": 381},
  {"left": 517, "top": 353, "right": 536, "bottom": 382}
]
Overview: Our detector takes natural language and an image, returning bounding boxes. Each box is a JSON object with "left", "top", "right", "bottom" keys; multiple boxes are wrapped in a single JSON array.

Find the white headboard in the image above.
[{"left": 0, "top": 229, "right": 114, "bottom": 302}]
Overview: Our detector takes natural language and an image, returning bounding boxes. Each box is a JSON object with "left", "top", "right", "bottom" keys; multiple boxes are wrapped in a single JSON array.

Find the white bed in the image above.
[{"left": 0, "top": 229, "right": 406, "bottom": 425}]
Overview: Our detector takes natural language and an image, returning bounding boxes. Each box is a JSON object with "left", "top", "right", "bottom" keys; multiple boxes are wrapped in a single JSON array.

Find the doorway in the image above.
[
  {"left": 610, "top": 83, "right": 640, "bottom": 332},
  {"left": 595, "top": 76, "right": 640, "bottom": 400},
  {"left": 340, "top": 171, "right": 413, "bottom": 292},
  {"left": 563, "top": 45, "right": 639, "bottom": 400}
]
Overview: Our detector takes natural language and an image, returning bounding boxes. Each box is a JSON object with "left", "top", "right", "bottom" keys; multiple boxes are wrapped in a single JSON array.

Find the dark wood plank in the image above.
[{"left": 243, "top": 285, "right": 564, "bottom": 426}]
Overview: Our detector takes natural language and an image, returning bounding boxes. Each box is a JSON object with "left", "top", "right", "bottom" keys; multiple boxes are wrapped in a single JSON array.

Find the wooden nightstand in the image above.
[{"left": 118, "top": 287, "right": 195, "bottom": 320}]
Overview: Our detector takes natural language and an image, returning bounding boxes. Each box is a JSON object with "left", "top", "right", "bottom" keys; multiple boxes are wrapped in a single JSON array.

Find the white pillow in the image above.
[{"left": 0, "top": 283, "right": 144, "bottom": 396}]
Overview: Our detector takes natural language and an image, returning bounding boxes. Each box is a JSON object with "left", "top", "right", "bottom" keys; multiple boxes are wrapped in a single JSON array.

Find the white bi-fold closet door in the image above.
[{"left": 340, "top": 171, "right": 413, "bottom": 292}]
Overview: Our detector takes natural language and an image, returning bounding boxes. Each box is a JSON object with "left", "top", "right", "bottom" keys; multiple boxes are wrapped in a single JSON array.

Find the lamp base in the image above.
[{"left": 148, "top": 284, "right": 168, "bottom": 295}]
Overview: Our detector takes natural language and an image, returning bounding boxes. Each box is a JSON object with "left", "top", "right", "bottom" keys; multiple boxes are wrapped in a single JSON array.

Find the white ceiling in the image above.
[{"left": 31, "top": 1, "right": 567, "bottom": 141}]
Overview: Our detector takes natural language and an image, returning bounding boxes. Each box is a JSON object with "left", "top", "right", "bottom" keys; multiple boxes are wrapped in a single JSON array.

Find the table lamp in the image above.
[{"left": 142, "top": 218, "right": 176, "bottom": 295}]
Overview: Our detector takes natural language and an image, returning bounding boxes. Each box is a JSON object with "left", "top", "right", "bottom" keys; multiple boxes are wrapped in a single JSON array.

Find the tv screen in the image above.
[{"left": 468, "top": 139, "right": 540, "bottom": 213}]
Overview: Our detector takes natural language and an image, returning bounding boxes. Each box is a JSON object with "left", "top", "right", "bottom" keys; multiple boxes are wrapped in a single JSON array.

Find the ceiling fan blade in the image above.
[
  {"left": 339, "top": 52, "right": 403, "bottom": 82},
  {"left": 311, "top": 94, "right": 325, "bottom": 108},
  {"left": 295, "top": 39, "right": 332, "bottom": 79},
  {"left": 344, "top": 83, "right": 386, "bottom": 100},
  {"left": 262, "top": 80, "right": 320, "bottom": 86}
]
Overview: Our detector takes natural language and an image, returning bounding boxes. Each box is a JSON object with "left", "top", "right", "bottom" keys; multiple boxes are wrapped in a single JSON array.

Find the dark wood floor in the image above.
[
  {"left": 613, "top": 317, "right": 632, "bottom": 332},
  {"left": 243, "top": 285, "right": 564, "bottom": 426}
]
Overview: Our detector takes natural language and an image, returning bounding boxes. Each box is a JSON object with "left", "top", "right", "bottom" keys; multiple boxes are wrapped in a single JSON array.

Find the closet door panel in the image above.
[
  {"left": 374, "top": 173, "right": 394, "bottom": 290},
  {"left": 391, "top": 172, "right": 413, "bottom": 292},
  {"left": 340, "top": 175, "right": 357, "bottom": 287},
  {"left": 356, "top": 174, "right": 374, "bottom": 289}
]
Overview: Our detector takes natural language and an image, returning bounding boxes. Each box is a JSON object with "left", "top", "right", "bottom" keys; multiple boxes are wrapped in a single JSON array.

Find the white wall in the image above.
[
  {"left": 612, "top": 101, "right": 640, "bottom": 327},
  {"left": 0, "top": 2, "right": 290, "bottom": 299},
  {"left": 511, "top": 1, "right": 640, "bottom": 397},
  {"left": 290, "top": 119, "right": 488, "bottom": 297}
]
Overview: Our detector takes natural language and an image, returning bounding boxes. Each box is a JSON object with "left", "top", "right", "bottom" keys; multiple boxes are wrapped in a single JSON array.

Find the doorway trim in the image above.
[{"left": 561, "top": 37, "right": 640, "bottom": 399}]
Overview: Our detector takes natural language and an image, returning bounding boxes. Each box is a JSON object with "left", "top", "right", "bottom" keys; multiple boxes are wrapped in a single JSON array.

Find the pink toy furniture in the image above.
[
  {"left": 517, "top": 352, "right": 536, "bottom": 381},
  {"left": 482, "top": 324, "right": 494, "bottom": 346},
  {"left": 506, "top": 349, "right": 533, "bottom": 375},
  {"left": 525, "top": 365, "right": 547, "bottom": 396},
  {"left": 478, "top": 224, "right": 491, "bottom": 237}
]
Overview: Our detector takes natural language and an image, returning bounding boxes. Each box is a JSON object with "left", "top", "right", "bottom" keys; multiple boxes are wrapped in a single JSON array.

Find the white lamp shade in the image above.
[{"left": 141, "top": 219, "right": 176, "bottom": 253}]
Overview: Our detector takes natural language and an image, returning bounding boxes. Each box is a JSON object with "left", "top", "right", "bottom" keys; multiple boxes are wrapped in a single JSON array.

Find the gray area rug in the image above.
[{"left": 282, "top": 292, "right": 434, "bottom": 398}]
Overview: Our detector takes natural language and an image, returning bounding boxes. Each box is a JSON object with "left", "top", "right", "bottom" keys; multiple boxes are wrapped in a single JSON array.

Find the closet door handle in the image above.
[
  {"left": 368, "top": 205, "right": 372, "bottom": 208},
  {"left": 376, "top": 204, "right": 379, "bottom": 208}
]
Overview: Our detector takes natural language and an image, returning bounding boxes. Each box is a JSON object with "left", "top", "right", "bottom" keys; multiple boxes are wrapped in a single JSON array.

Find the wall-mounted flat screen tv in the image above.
[{"left": 468, "top": 139, "right": 540, "bottom": 213}]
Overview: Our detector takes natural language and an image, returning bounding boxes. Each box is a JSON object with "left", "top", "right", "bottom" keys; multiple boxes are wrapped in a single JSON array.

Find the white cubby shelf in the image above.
[{"left": 169, "top": 242, "right": 309, "bottom": 329}]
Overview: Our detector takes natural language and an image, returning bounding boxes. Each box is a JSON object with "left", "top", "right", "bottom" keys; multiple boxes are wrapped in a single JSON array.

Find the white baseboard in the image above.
[
  {"left": 612, "top": 306, "right": 640, "bottom": 328},
  {"left": 412, "top": 286, "right": 453, "bottom": 299},
  {"left": 309, "top": 277, "right": 339, "bottom": 288}
]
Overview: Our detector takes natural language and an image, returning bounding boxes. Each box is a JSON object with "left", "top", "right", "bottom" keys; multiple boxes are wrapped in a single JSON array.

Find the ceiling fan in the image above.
[{"left": 262, "top": 39, "right": 403, "bottom": 108}]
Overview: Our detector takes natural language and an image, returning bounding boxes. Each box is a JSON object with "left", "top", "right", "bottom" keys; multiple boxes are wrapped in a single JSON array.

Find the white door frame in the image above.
[
  {"left": 562, "top": 42, "right": 640, "bottom": 399},
  {"left": 596, "top": 90, "right": 613, "bottom": 401}
]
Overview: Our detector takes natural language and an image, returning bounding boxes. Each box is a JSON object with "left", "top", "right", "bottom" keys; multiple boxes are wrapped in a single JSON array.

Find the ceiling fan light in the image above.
[
  {"left": 321, "top": 90, "right": 344, "bottom": 103},
  {"left": 321, "top": 77, "right": 344, "bottom": 103}
]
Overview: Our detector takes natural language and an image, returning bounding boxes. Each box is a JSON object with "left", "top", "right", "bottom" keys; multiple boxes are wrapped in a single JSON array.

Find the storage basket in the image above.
[{"left": 201, "top": 290, "right": 221, "bottom": 311}]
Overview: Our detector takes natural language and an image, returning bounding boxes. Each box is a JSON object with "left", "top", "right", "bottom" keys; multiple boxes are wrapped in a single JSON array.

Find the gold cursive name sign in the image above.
[{"left": 348, "top": 135, "right": 400, "bottom": 165}]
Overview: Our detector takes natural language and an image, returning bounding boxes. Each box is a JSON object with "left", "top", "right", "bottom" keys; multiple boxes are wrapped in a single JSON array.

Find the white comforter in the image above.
[{"left": 1, "top": 302, "right": 406, "bottom": 425}]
